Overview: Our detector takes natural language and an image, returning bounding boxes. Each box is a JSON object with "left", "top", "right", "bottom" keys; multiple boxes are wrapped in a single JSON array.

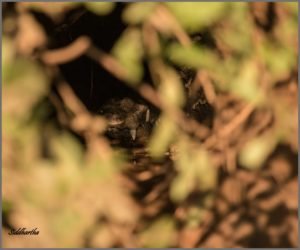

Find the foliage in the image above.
[{"left": 2, "top": 2, "right": 298, "bottom": 248}]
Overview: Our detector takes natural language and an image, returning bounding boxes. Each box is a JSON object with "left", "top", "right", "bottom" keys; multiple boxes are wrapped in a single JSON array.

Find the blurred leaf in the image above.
[
  {"left": 170, "top": 172, "right": 194, "bottom": 202},
  {"left": 166, "top": 43, "right": 219, "bottom": 70},
  {"left": 15, "top": 122, "right": 41, "bottom": 168},
  {"left": 285, "top": 2, "right": 298, "bottom": 18},
  {"left": 84, "top": 2, "right": 115, "bottom": 16},
  {"left": 148, "top": 114, "right": 178, "bottom": 159},
  {"left": 276, "top": 17, "right": 298, "bottom": 50},
  {"left": 51, "top": 208, "right": 85, "bottom": 247},
  {"left": 258, "top": 40, "right": 297, "bottom": 80},
  {"left": 123, "top": 2, "right": 157, "bottom": 24},
  {"left": 209, "top": 57, "right": 239, "bottom": 91},
  {"left": 2, "top": 36, "right": 15, "bottom": 83},
  {"left": 230, "top": 60, "right": 264, "bottom": 105},
  {"left": 239, "top": 134, "right": 277, "bottom": 170},
  {"left": 83, "top": 156, "right": 120, "bottom": 181},
  {"left": 112, "top": 28, "right": 144, "bottom": 84},
  {"left": 139, "top": 216, "right": 176, "bottom": 248},
  {"left": 186, "top": 206, "right": 206, "bottom": 228},
  {"left": 3, "top": 2, "right": 298, "bottom": 248},
  {"left": 193, "top": 149, "right": 216, "bottom": 191},
  {"left": 166, "top": 2, "right": 229, "bottom": 32},
  {"left": 171, "top": 138, "right": 216, "bottom": 202},
  {"left": 3, "top": 58, "right": 49, "bottom": 122},
  {"left": 158, "top": 66, "right": 186, "bottom": 107},
  {"left": 51, "top": 132, "right": 83, "bottom": 171},
  {"left": 2, "top": 200, "right": 13, "bottom": 214},
  {"left": 83, "top": 148, "right": 125, "bottom": 182},
  {"left": 215, "top": 3, "right": 252, "bottom": 56}
]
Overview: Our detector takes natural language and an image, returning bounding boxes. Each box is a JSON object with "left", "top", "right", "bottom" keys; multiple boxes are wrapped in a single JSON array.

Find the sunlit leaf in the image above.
[
  {"left": 112, "top": 28, "right": 144, "bottom": 84},
  {"left": 258, "top": 39, "right": 297, "bottom": 80},
  {"left": 84, "top": 2, "right": 115, "bottom": 16},
  {"left": 123, "top": 2, "right": 157, "bottom": 24},
  {"left": 158, "top": 66, "right": 186, "bottom": 107},
  {"left": 83, "top": 147, "right": 125, "bottom": 182},
  {"left": 148, "top": 114, "right": 178, "bottom": 159},
  {"left": 51, "top": 208, "right": 85, "bottom": 247},
  {"left": 3, "top": 58, "right": 49, "bottom": 121},
  {"left": 239, "top": 135, "right": 277, "bottom": 170},
  {"left": 215, "top": 3, "right": 252, "bottom": 55},
  {"left": 193, "top": 149, "right": 216, "bottom": 191},
  {"left": 83, "top": 156, "right": 119, "bottom": 181},
  {"left": 2, "top": 36, "right": 15, "bottom": 84},
  {"left": 139, "top": 216, "right": 176, "bottom": 248},
  {"left": 171, "top": 138, "right": 216, "bottom": 202},
  {"left": 166, "top": 43, "right": 219, "bottom": 70},
  {"left": 230, "top": 60, "right": 264, "bottom": 105},
  {"left": 170, "top": 172, "right": 194, "bottom": 202},
  {"left": 166, "top": 2, "right": 229, "bottom": 32},
  {"left": 51, "top": 132, "right": 83, "bottom": 170},
  {"left": 2, "top": 200, "right": 13, "bottom": 214},
  {"left": 285, "top": 2, "right": 298, "bottom": 18},
  {"left": 185, "top": 206, "right": 206, "bottom": 227}
]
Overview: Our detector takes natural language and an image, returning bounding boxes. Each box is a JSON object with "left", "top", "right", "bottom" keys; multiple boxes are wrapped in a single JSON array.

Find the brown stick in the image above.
[
  {"left": 40, "top": 36, "right": 212, "bottom": 143},
  {"left": 41, "top": 36, "right": 91, "bottom": 65}
]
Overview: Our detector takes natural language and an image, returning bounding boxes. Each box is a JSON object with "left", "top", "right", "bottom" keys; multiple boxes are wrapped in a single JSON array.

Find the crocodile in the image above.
[{"left": 97, "top": 98, "right": 159, "bottom": 147}]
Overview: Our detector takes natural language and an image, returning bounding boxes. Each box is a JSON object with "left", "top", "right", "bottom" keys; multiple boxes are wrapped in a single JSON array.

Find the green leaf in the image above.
[
  {"left": 84, "top": 2, "right": 115, "bottom": 16},
  {"left": 285, "top": 2, "right": 298, "bottom": 18},
  {"left": 258, "top": 40, "right": 297, "bottom": 80},
  {"left": 230, "top": 61, "right": 264, "bottom": 105},
  {"left": 166, "top": 43, "right": 219, "bottom": 70},
  {"left": 123, "top": 2, "right": 157, "bottom": 24},
  {"left": 51, "top": 208, "right": 85, "bottom": 246},
  {"left": 239, "top": 135, "right": 277, "bottom": 170},
  {"left": 148, "top": 114, "right": 178, "bottom": 159},
  {"left": 158, "top": 66, "right": 186, "bottom": 107},
  {"left": 51, "top": 132, "right": 83, "bottom": 170},
  {"left": 166, "top": 2, "right": 229, "bottom": 32},
  {"left": 2, "top": 199, "right": 13, "bottom": 214},
  {"left": 3, "top": 58, "right": 49, "bottom": 122},
  {"left": 2, "top": 36, "right": 15, "bottom": 84},
  {"left": 112, "top": 28, "right": 144, "bottom": 84},
  {"left": 193, "top": 149, "right": 216, "bottom": 191},
  {"left": 139, "top": 216, "right": 176, "bottom": 248},
  {"left": 170, "top": 172, "right": 194, "bottom": 202},
  {"left": 214, "top": 3, "right": 252, "bottom": 56},
  {"left": 185, "top": 206, "right": 207, "bottom": 227},
  {"left": 82, "top": 149, "right": 125, "bottom": 182},
  {"left": 171, "top": 138, "right": 216, "bottom": 202}
]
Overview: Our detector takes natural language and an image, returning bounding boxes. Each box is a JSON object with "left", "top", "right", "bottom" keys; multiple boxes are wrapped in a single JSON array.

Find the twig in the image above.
[
  {"left": 149, "top": 4, "right": 191, "bottom": 47},
  {"left": 41, "top": 36, "right": 211, "bottom": 143},
  {"left": 218, "top": 103, "right": 255, "bottom": 138},
  {"left": 41, "top": 36, "right": 91, "bottom": 65}
]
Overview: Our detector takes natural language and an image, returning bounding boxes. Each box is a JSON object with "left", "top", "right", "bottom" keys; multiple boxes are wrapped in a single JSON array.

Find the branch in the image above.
[{"left": 41, "top": 36, "right": 211, "bottom": 143}]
